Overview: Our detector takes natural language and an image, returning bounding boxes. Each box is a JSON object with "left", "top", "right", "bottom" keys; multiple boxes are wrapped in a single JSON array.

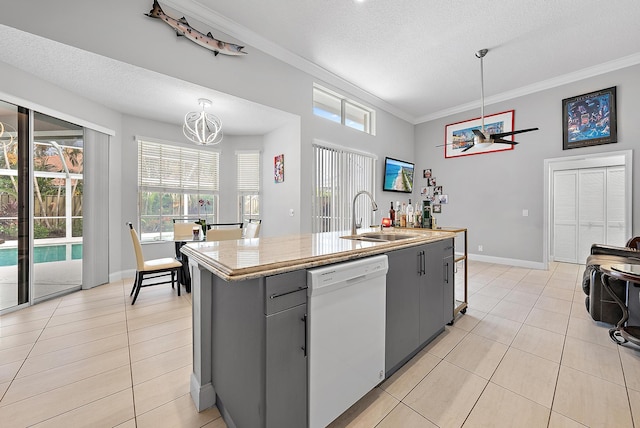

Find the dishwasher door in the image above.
[{"left": 307, "top": 255, "right": 388, "bottom": 428}]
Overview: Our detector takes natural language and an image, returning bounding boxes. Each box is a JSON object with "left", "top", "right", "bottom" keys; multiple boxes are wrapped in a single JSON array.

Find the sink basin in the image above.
[
  {"left": 361, "top": 233, "right": 418, "bottom": 241},
  {"left": 341, "top": 232, "right": 419, "bottom": 242}
]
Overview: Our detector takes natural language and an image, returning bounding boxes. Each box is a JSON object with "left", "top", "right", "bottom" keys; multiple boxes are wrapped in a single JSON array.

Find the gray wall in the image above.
[{"left": 414, "top": 64, "right": 639, "bottom": 266}]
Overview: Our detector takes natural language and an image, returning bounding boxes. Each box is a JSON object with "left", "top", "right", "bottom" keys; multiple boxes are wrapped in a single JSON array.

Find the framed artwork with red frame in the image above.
[{"left": 444, "top": 110, "right": 515, "bottom": 158}]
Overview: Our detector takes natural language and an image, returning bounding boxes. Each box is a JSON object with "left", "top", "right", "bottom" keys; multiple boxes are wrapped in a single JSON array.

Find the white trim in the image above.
[
  {"left": 312, "top": 139, "right": 378, "bottom": 160},
  {"left": 161, "top": 0, "right": 413, "bottom": 123},
  {"left": 134, "top": 134, "right": 221, "bottom": 153},
  {"left": 0, "top": 90, "right": 116, "bottom": 136},
  {"left": 468, "top": 253, "right": 546, "bottom": 270},
  {"left": 543, "top": 149, "right": 633, "bottom": 267},
  {"left": 155, "top": 3, "right": 640, "bottom": 124},
  {"left": 417, "top": 53, "right": 640, "bottom": 123}
]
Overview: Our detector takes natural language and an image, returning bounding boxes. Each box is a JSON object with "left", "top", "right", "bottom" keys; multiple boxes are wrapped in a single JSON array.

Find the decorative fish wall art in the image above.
[{"left": 145, "top": 0, "right": 247, "bottom": 56}]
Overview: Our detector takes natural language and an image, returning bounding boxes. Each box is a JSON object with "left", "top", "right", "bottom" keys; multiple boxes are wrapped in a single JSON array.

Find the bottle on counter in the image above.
[
  {"left": 407, "top": 199, "right": 414, "bottom": 228},
  {"left": 393, "top": 201, "right": 400, "bottom": 227},
  {"left": 389, "top": 202, "right": 395, "bottom": 226},
  {"left": 400, "top": 202, "right": 407, "bottom": 227}
]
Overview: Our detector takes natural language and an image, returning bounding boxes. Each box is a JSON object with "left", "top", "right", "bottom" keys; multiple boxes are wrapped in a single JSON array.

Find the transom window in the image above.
[{"left": 313, "top": 84, "right": 375, "bottom": 135}]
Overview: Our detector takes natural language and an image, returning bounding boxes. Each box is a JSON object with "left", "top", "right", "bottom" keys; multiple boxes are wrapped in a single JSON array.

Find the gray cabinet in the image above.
[
  {"left": 265, "top": 272, "right": 308, "bottom": 428},
  {"left": 209, "top": 270, "right": 307, "bottom": 428},
  {"left": 385, "top": 246, "right": 421, "bottom": 375},
  {"left": 420, "top": 243, "right": 444, "bottom": 343},
  {"left": 385, "top": 238, "right": 454, "bottom": 376}
]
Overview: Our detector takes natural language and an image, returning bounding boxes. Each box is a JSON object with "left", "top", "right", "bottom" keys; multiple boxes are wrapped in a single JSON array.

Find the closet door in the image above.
[
  {"left": 553, "top": 170, "right": 578, "bottom": 263},
  {"left": 553, "top": 166, "right": 627, "bottom": 264},
  {"left": 577, "top": 169, "right": 606, "bottom": 263},
  {"left": 606, "top": 166, "right": 626, "bottom": 247}
]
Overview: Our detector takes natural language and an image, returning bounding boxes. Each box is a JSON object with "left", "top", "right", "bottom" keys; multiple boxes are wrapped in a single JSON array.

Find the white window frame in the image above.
[
  {"left": 312, "top": 141, "right": 377, "bottom": 233},
  {"left": 236, "top": 150, "right": 261, "bottom": 222},
  {"left": 313, "top": 84, "right": 376, "bottom": 135},
  {"left": 137, "top": 138, "right": 219, "bottom": 241}
]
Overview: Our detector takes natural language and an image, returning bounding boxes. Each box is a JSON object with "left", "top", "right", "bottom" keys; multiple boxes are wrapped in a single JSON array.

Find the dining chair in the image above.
[
  {"left": 127, "top": 222, "right": 183, "bottom": 304},
  {"left": 173, "top": 221, "right": 201, "bottom": 240},
  {"left": 243, "top": 220, "right": 261, "bottom": 238},
  {"left": 206, "top": 227, "right": 243, "bottom": 241}
]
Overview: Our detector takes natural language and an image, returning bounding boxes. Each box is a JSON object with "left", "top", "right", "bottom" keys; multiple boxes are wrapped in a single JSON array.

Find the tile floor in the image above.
[{"left": 0, "top": 261, "right": 638, "bottom": 427}]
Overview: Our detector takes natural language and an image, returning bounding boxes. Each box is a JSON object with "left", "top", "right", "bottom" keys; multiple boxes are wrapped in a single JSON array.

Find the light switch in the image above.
[{"left": 522, "top": 209, "right": 529, "bottom": 217}]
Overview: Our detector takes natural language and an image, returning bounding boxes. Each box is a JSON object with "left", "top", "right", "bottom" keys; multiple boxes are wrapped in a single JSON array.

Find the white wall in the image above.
[
  {"left": 0, "top": 0, "right": 418, "bottom": 276},
  {"left": 415, "top": 64, "right": 640, "bottom": 266},
  {"left": 263, "top": 120, "right": 301, "bottom": 237},
  {"left": 0, "top": 0, "right": 416, "bottom": 235}
]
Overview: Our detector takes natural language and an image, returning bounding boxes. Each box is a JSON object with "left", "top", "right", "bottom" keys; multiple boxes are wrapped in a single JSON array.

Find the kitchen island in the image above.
[{"left": 181, "top": 228, "right": 456, "bottom": 428}]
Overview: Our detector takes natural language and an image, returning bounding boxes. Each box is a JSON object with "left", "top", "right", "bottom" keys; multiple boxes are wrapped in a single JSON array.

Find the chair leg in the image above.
[
  {"left": 172, "top": 270, "right": 181, "bottom": 297},
  {"left": 130, "top": 274, "right": 138, "bottom": 296},
  {"left": 131, "top": 272, "right": 143, "bottom": 305}
]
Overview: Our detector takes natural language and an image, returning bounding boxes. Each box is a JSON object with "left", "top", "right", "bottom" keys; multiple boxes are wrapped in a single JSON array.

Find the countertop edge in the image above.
[{"left": 181, "top": 231, "right": 456, "bottom": 282}]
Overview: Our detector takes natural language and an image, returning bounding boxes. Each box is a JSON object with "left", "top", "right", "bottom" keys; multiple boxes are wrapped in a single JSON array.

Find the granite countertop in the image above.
[{"left": 180, "top": 228, "right": 456, "bottom": 281}]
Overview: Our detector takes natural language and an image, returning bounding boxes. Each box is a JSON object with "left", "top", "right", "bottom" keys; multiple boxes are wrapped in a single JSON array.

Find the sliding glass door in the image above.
[
  {"left": 0, "top": 102, "right": 84, "bottom": 311},
  {"left": 0, "top": 101, "right": 20, "bottom": 310},
  {"left": 32, "top": 112, "right": 83, "bottom": 301}
]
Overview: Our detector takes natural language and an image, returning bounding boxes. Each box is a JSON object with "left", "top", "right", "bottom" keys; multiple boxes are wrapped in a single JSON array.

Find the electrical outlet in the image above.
[{"left": 478, "top": 245, "right": 483, "bottom": 252}]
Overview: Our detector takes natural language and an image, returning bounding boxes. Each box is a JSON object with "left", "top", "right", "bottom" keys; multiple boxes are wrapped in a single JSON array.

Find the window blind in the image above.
[
  {"left": 312, "top": 143, "right": 376, "bottom": 233},
  {"left": 138, "top": 140, "right": 219, "bottom": 192},
  {"left": 236, "top": 151, "right": 260, "bottom": 192}
]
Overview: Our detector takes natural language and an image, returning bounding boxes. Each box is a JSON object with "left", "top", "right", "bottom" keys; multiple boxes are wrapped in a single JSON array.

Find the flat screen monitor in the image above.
[{"left": 383, "top": 157, "right": 414, "bottom": 193}]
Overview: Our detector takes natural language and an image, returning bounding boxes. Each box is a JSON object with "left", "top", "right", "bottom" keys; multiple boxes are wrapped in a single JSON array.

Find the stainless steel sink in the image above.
[
  {"left": 341, "top": 232, "right": 419, "bottom": 242},
  {"left": 361, "top": 233, "right": 418, "bottom": 241}
]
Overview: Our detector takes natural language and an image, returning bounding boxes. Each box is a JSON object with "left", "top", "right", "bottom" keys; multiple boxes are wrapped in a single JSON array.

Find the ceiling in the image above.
[{"left": 2, "top": 1, "right": 640, "bottom": 130}]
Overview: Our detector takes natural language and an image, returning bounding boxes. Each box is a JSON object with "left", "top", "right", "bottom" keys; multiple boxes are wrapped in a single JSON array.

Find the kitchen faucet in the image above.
[{"left": 351, "top": 190, "right": 378, "bottom": 235}]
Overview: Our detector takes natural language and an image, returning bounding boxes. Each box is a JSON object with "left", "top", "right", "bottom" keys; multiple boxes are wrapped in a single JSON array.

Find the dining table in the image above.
[{"left": 173, "top": 232, "right": 204, "bottom": 293}]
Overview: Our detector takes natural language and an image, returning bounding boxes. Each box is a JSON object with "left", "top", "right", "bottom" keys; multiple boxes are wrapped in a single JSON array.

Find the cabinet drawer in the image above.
[{"left": 265, "top": 270, "right": 307, "bottom": 314}]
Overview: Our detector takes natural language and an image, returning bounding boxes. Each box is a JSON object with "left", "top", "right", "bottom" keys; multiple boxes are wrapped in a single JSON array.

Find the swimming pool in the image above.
[{"left": 0, "top": 243, "right": 82, "bottom": 266}]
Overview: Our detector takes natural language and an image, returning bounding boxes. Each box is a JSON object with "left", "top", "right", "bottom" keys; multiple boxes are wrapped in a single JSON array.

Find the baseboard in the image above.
[
  {"left": 109, "top": 269, "right": 135, "bottom": 283},
  {"left": 467, "top": 253, "right": 547, "bottom": 270}
]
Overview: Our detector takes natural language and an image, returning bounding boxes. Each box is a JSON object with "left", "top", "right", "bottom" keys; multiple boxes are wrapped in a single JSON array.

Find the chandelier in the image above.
[{"left": 183, "top": 98, "right": 223, "bottom": 145}]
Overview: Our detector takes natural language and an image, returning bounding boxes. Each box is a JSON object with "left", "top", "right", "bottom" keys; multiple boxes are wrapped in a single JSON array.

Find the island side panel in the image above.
[
  {"left": 190, "top": 261, "right": 215, "bottom": 411},
  {"left": 211, "top": 274, "right": 265, "bottom": 428}
]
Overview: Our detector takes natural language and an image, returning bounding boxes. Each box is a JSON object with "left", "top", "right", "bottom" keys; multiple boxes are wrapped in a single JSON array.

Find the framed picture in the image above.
[
  {"left": 423, "top": 169, "right": 432, "bottom": 178},
  {"left": 428, "top": 178, "right": 436, "bottom": 187},
  {"left": 438, "top": 194, "right": 449, "bottom": 204},
  {"left": 274, "top": 154, "right": 284, "bottom": 183},
  {"left": 433, "top": 204, "right": 442, "bottom": 213},
  {"left": 420, "top": 186, "right": 428, "bottom": 195},
  {"left": 444, "top": 110, "right": 515, "bottom": 158},
  {"left": 434, "top": 186, "right": 443, "bottom": 195},
  {"left": 562, "top": 87, "right": 617, "bottom": 150}
]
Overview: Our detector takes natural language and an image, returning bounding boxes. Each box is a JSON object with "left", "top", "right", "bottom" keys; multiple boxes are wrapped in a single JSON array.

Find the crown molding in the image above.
[
  {"left": 416, "top": 52, "right": 640, "bottom": 124},
  {"left": 162, "top": 0, "right": 415, "bottom": 123},
  {"left": 156, "top": 2, "right": 640, "bottom": 127}
]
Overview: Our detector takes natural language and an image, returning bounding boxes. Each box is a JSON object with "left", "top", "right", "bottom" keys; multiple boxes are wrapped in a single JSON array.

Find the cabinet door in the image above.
[
  {"left": 442, "top": 246, "right": 455, "bottom": 325},
  {"left": 266, "top": 303, "right": 307, "bottom": 428},
  {"left": 385, "top": 246, "right": 420, "bottom": 374},
  {"left": 420, "top": 242, "right": 445, "bottom": 343}
]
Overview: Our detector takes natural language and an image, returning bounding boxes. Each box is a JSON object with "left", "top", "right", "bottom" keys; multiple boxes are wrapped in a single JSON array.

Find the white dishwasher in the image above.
[{"left": 307, "top": 255, "right": 388, "bottom": 428}]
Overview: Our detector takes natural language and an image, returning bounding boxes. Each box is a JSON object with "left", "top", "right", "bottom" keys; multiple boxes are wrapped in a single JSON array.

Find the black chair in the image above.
[
  {"left": 127, "top": 222, "right": 183, "bottom": 304},
  {"left": 582, "top": 237, "right": 640, "bottom": 325}
]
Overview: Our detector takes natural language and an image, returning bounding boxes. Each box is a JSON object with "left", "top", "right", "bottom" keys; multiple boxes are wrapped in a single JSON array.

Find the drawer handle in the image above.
[
  {"left": 301, "top": 314, "right": 308, "bottom": 357},
  {"left": 269, "top": 286, "right": 308, "bottom": 299}
]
